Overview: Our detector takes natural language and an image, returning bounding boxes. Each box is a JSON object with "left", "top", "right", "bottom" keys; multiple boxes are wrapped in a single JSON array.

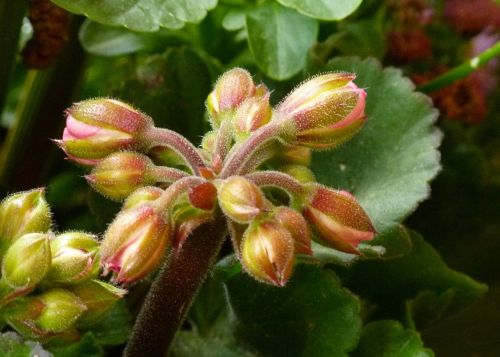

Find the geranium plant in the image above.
[{"left": 0, "top": 0, "right": 499, "bottom": 356}]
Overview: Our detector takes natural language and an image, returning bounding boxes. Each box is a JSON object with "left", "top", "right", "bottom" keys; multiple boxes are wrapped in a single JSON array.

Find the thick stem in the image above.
[
  {"left": 418, "top": 41, "right": 500, "bottom": 93},
  {"left": 154, "top": 176, "right": 207, "bottom": 210},
  {"left": 152, "top": 166, "right": 189, "bottom": 183},
  {"left": 146, "top": 127, "right": 206, "bottom": 175},
  {"left": 220, "top": 123, "right": 284, "bottom": 178},
  {"left": 211, "top": 119, "right": 233, "bottom": 172},
  {"left": 124, "top": 215, "right": 227, "bottom": 357}
]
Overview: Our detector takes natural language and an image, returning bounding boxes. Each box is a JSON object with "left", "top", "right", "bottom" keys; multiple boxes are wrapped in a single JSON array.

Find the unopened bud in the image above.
[
  {"left": 207, "top": 68, "right": 256, "bottom": 126},
  {"left": 188, "top": 182, "right": 217, "bottom": 211},
  {"left": 233, "top": 89, "right": 272, "bottom": 140},
  {"left": 71, "top": 279, "right": 126, "bottom": 326},
  {"left": 0, "top": 189, "right": 51, "bottom": 252},
  {"left": 280, "top": 165, "right": 316, "bottom": 184},
  {"left": 86, "top": 151, "right": 156, "bottom": 201},
  {"left": 123, "top": 186, "right": 163, "bottom": 210},
  {"left": 241, "top": 220, "right": 294, "bottom": 286},
  {"left": 57, "top": 98, "right": 153, "bottom": 165},
  {"left": 275, "top": 145, "right": 312, "bottom": 166},
  {"left": 273, "top": 207, "right": 312, "bottom": 255},
  {"left": 47, "top": 232, "right": 100, "bottom": 284},
  {"left": 277, "top": 73, "right": 366, "bottom": 149},
  {"left": 218, "top": 176, "right": 265, "bottom": 223},
  {"left": 303, "top": 184, "right": 376, "bottom": 254},
  {"left": 101, "top": 204, "right": 170, "bottom": 284},
  {"left": 200, "top": 131, "right": 217, "bottom": 155},
  {"left": 36, "top": 289, "right": 86, "bottom": 333},
  {"left": 2, "top": 233, "right": 51, "bottom": 289}
]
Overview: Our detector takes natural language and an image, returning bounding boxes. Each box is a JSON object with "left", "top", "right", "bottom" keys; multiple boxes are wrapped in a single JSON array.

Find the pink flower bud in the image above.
[
  {"left": 218, "top": 176, "right": 265, "bottom": 223},
  {"left": 233, "top": 88, "right": 272, "bottom": 139},
  {"left": 206, "top": 68, "right": 256, "bottom": 126},
  {"left": 277, "top": 73, "right": 367, "bottom": 149},
  {"left": 241, "top": 220, "right": 294, "bottom": 286},
  {"left": 273, "top": 207, "right": 312, "bottom": 255},
  {"left": 85, "top": 151, "right": 156, "bottom": 201},
  {"left": 101, "top": 204, "right": 170, "bottom": 284},
  {"left": 303, "top": 184, "right": 376, "bottom": 254},
  {"left": 57, "top": 98, "right": 153, "bottom": 165}
]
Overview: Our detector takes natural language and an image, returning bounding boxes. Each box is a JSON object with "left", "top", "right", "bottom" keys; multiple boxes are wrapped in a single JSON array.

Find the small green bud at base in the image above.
[
  {"left": 218, "top": 176, "right": 265, "bottom": 223},
  {"left": 36, "top": 289, "right": 87, "bottom": 333},
  {"left": 2, "top": 233, "right": 52, "bottom": 289},
  {"left": 241, "top": 220, "right": 294, "bottom": 287},
  {"left": 123, "top": 186, "right": 164, "bottom": 210},
  {"left": 86, "top": 151, "right": 156, "bottom": 201},
  {"left": 0, "top": 189, "right": 51, "bottom": 253}
]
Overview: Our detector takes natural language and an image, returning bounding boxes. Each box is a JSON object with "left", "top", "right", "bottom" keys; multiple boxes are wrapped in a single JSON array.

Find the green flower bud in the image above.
[
  {"left": 85, "top": 151, "right": 157, "bottom": 201},
  {"left": 71, "top": 279, "right": 126, "bottom": 326},
  {"left": 36, "top": 289, "right": 87, "bottom": 333},
  {"left": 122, "top": 186, "right": 164, "bottom": 210},
  {"left": 0, "top": 189, "right": 51, "bottom": 252},
  {"left": 280, "top": 165, "right": 316, "bottom": 184},
  {"left": 233, "top": 88, "right": 272, "bottom": 140},
  {"left": 218, "top": 176, "right": 265, "bottom": 223},
  {"left": 241, "top": 219, "right": 294, "bottom": 286},
  {"left": 2, "top": 233, "right": 51, "bottom": 289},
  {"left": 46, "top": 232, "right": 100, "bottom": 284}
]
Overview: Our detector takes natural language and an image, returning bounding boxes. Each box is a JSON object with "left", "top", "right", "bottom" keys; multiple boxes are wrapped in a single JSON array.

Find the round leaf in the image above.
[
  {"left": 277, "top": 0, "right": 362, "bottom": 21},
  {"left": 311, "top": 57, "right": 442, "bottom": 233},
  {"left": 246, "top": 4, "right": 318, "bottom": 80},
  {"left": 51, "top": 0, "right": 217, "bottom": 31}
]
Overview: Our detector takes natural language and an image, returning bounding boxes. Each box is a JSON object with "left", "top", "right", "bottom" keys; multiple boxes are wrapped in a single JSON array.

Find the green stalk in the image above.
[
  {"left": 0, "top": 0, "right": 29, "bottom": 115},
  {"left": 124, "top": 216, "right": 227, "bottom": 357},
  {"left": 0, "top": 17, "right": 85, "bottom": 190},
  {"left": 418, "top": 41, "right": 500, "bottom": 93}
]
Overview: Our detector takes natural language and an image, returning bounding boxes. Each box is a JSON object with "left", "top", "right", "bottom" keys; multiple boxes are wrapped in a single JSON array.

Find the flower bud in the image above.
[
  {"left": 46, "top": 232, "right": 100, "bottom": 284},
  {"left": 277, "top": 73, "right": 367, "bottom": 149},
  {"left": 273, "top": 207, "right": 312, "bottom": 255},
  {"left": 241, "top": 220, "right": 294, "bottom": 286},
  {"left": 71, "top": 279, "right": 126, "bottom": 326},
  {"left": 275, "top": 145, "right": 312, "bottom": 166},
  {"left": 206, "top": 68, "right": 256, "bottom": 126},
  {"left": 0, "top": 189, "right": 51, "bottom": 252},
  {"left": 85, "top": 151, "right": 156, "bottom": 201},
  {"left": 303, "top": 184, "right": 376, "bottom": 254},
  {"left": 57, "top": 98, "right": 153, "bottom": 165},
  {"left": 233, "top": 89, "right": 272, "bottom": 140},
  {"left": 36, "top": 289, "right": 86, "bottom": 333},
  {"left": 280, "top": 165, "right": 316, "bottom": 184},
  {"left": 218, "top": 176, "right": 265, "bottom": 223},
  {"left": 123, "top": 186, "right": 163, "bottom": 210},
  {"left": 188, "top": 182, "right": 217, "bottom": 211},
  {"left": 2, "top": 233, "right": 51, "bottom": 289},
  {"left": 101, "top": 204, "right": 170, "bottom": 284},
  {"left": 200, "top": 130, "right": 217, "bottom": 155}
]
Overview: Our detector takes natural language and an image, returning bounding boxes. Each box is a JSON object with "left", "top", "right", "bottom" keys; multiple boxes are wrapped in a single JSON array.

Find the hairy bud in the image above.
[
  {"left": 277, "top": 73, "right": 366, "bottom": 149},
  {"left": 47, "top": 232, "right": 100, "bottom": 284},
  {"left": 86, "top": 151, "right": 156, "bottom": 201},
  {"left": 241, "top": 220, "right": 294, "bottom": 286},
  {"left": 303, "top": 184, "right": 376, "bottom": 254},
  {"left": 123, "top": 186, "right": 163, "bottom": 210},
  {"left": 36, "top": 289, "right": 87, "bottom": 333},
  {"left": 233, "top": 88, "right": 272, "bottom": 140},
  {"left": 273, "top": 207, "right": 312, "bottom": 255},
  {"left": 101, "top": 204, "right": 170, "bottom": 284},
  {"left": 218, "top": 176, "right": 265, "bottom": 223},
  {"left": 57, "top": 98, "right": 153, "bottom": 165}
]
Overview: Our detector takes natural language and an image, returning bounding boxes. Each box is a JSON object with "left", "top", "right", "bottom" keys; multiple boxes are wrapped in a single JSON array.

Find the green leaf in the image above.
[
  {"left": 277, "top": 0, "right": 362, "bottom": 21},
  {"left": 111, "top": 47, "right": 213, "bottom": 143},
  {"left": 83, "top": 301, "right": 132, "bottom": 346},
  {"left": 336, "top": 230, "right": 487, "bottom": 311},
  {"left": 311, "top": 57, "right": 441, "bottom": 234},
  {"left": 351, "top": 320, "right": 434, "bottom": 357},
  {"left": 48, "top": 333, "right": 103, "bottom": 357},
  {"left": 51, "top": 0, "right": 217, "bottom": 31},
  {"left": 0, "top": 332, "right": 51, "bottom": 357},
  {"left": 246, "top": 4, "right": 318, "bottom": 80},
  {"left": 225, "top": 264, "right": 361, "bottom": 357},
  {"left": 172, "top": 330, "right": 256, "bottom": 357}
]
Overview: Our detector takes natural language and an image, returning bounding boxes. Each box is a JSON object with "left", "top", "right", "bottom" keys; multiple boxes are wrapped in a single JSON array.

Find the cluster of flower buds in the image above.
[
  {"left": 0, "top": 190, "right": 125, "bottom": 342},
  {"left": 56, "top": 67, "right": 375, "bottom": 287}
]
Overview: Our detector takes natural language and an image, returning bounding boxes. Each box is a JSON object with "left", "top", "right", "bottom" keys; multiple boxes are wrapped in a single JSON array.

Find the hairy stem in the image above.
[
  {"left": 146, "top": 127, "right": 206, "bottom": 175},
  {"left": 220, "top": 123, "right": 284, "bottom": 178},
  {"left": 124, "top": 216, "right": 227, "bottom": 357},
  {"left": 154, "top": 176, "right": 207, "bottom": 210},
  {"left": 246, "top": 170, "right": 304, "bottom": 201},
  {"left": 152, "top": 166, "right": 190, "bottom": 183},
  {"left": 418, "top": 40, "right": 500, "bottom": 93},
  {"left": 211, "top": 119, "right": 233, "bottom": 172}
]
